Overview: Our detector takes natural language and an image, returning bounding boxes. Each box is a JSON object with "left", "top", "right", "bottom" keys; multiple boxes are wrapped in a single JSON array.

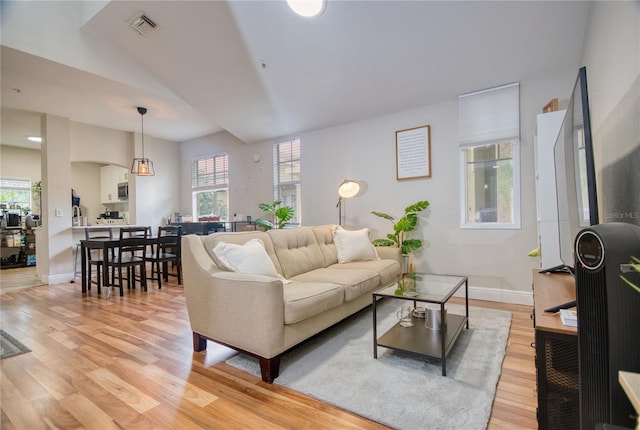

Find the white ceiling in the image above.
[{"left": 1, "top": 0, "right": 591, "bottom": 149}]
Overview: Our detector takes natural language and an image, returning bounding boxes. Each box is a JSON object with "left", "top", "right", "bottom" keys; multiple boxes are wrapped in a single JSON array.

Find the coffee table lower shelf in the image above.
[{"left": 376, "top": 314, "right": 467, "bottom": 372}]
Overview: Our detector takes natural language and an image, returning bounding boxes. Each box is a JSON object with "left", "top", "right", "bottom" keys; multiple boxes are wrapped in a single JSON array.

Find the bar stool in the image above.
[{"left": 71, "top": 241, "right": 81, "bottom": 282}]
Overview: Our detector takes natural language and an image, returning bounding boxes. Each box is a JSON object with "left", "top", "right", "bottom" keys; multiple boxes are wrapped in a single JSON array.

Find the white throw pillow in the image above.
[
  {"left": 333, "top": 227, "right": 379, "bottom": 263},
  {"left": 212, "top": 238, "right": 279, "bottom": 278}
]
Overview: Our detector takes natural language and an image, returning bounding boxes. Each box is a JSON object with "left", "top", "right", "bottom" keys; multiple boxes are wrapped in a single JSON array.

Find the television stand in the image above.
[
  {"left": 532, "top": 270, "right": 579, "bottom": 429},
  {"left": 544, "top": 299, "right": 577, "bottom": 314}
]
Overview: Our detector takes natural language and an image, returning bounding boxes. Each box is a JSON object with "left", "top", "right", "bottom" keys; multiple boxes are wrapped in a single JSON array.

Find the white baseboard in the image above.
[
  {"left": 40, "top": 272, "right": 74, "bottom": 285},
  {"left": 455, "top": 285, "right": 533, "bottom": 306}
]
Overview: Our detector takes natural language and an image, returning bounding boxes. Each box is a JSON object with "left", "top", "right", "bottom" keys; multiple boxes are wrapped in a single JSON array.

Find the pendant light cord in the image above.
[{"left": 137, "top": 106, "right": 147, "bottom": 158}]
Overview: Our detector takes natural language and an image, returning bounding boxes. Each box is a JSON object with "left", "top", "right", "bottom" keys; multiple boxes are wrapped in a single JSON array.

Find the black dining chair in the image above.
[
  {"left": 84, "top": 227, "right": 113, "bottom": 294},
  {"left": 107, "top": 226, "right": 149, "bottom": 296},
  {"left": 146, "top": 225, "right": 182, "bottom": 288}
]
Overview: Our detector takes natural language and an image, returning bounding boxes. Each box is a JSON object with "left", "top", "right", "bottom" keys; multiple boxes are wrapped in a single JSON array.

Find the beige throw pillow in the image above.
[{"left": 333, "top": 227, "right": 379, "bottom": 263}]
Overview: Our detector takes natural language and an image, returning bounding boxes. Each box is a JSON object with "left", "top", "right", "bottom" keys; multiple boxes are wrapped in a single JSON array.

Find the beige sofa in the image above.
[{"left": 181, "top": 225, "right": 402, "bottom": 382}]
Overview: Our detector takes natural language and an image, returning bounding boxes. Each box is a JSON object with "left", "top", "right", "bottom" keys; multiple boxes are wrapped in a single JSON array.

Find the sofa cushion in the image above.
[
  {"left": 212, "top": 238, "right": 280, "bottom": 278},
  {"left": 283, "top": 282, "right": 344, "bottom": 324},
  {"left": 333, "top": 227, "right": 379, "bottom": 263},
  {"left": 312, "top": 225, "right": 339, "bottom": 266},
  {"left": 268, "top": 227, "right": 325, "bottom": 279},
  {"left": 328, "top": 259, "right": 401, "bottom": 287},
  {"left": 291, "top": 267, "right": 380, "bottom": 302}
]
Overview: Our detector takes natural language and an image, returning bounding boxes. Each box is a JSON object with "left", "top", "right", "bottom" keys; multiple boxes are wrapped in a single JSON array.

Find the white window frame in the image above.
[
  {"left": 459, "top": 82, "right": 521, "bottom": 229},
  {"left": 273, "top": 138, "right": 301, "bottom": 226},
  {"left": 191, "top": 153, "right": 229, "bottom": 222},
  {"left": 459, "top": 141, "right": 521, "bottom": 229}
]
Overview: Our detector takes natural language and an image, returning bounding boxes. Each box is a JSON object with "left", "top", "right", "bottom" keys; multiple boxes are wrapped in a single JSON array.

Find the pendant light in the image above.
[{"left": 131, "top": 106, "right": 155, "bottom": 176}]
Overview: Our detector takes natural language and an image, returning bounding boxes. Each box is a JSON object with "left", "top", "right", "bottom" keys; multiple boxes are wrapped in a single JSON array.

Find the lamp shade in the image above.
[
  {"left": 338, "top": 179, "right": 360, "bottom": 198},
  {"left": 131, "top": 106, "right": 155, "bottom": 176},
  {"left": 131, "top": 158, "right": 155, "bottom": 176}
]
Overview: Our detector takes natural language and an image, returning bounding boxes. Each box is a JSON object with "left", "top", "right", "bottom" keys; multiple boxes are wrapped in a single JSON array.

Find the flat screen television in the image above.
[{"left": 544, "top": 67, "right": 599, "bottom": 275}]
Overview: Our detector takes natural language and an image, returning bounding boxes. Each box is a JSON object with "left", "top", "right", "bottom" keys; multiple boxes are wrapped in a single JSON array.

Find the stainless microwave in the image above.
[{"left": 117, "top": 182, "right": 128, "bottom": 200}]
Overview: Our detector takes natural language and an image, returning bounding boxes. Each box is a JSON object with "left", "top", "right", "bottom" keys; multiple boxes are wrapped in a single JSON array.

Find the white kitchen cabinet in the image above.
[{"left": 100, "top": 165, "right": 128, "bottom": 204}]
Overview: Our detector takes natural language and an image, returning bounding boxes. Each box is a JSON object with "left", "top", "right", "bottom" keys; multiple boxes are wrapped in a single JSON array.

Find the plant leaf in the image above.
[
  {"left": 275, "top": 206, "right": 295, "bottom": 228},
  {"left": 255, "top": 218, "right": 273, "bottom": 230},
  {"left": 258, "top": 203, "right": 275, "bottom": 212},
  {"left": 404, "top": 200, "right": 430, "bottom": 214},
  {"left": 372, "top": 238, "right": 396, "bottom": 247},
  {"left": 401, "top": 239, "right": 422, "bottom": 254},
  {"left": 371, "top": 211, "right": 395, "bottom": 221},
  {"left": 621, "top": 275, "right": 640, "bottom": 294}
]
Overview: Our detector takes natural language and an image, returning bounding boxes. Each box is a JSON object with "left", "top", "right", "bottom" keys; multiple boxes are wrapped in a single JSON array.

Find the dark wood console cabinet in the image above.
[{"left": 532, "top": 270, "right": 579, "bottom": 430}]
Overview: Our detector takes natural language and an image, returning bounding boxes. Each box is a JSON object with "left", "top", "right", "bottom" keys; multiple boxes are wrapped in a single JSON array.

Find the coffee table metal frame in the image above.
[{"left": 372, "top": 273, "right": 469, "bottom": 376}]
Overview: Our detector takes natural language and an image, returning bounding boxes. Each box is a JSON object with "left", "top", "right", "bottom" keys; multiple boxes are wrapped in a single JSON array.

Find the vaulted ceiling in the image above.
[{"left": 1, "top": 0, "right": 591, "bottom": 149}]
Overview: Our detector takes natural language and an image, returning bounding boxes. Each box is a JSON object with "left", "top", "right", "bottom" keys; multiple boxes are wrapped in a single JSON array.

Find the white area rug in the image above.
[{"left": 227, "top": 300, "right": 511, "bottom": 430}]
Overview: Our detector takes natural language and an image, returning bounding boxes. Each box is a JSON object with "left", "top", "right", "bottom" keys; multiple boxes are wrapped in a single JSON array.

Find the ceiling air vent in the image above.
[{"left": 129, "top": 11, "right": 158, "bottom": 36}]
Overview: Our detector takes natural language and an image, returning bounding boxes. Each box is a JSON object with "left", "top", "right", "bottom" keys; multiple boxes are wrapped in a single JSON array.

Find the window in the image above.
[
  {"left": 273, "top": 138, "right": 301, "bottom": 225},
  {"left": 459, "top": 83, "right": 520, "bottom": 228},
  {"left": 0, "top": 178, "right": 31, "bottom": 211},
  {"left": 191, "top": 154, "right": 229, "bottom": 221}
]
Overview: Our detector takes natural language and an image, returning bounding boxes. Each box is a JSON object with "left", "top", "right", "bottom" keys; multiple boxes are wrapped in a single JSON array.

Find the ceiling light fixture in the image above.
[
  {"left": 130, "top": 106, "right": 155, "bottom": 176},
  {"left": 286, "top": 0, "right": 326, "bottom": 17},
  {"left": 27, "top": 136, "right": 42, "bottom": 143}
]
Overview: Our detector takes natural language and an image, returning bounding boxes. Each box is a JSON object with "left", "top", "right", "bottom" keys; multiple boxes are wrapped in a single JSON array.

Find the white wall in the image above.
[
  {"left": 70, "top": 122, "right": 131, "bottom": 165},
  {"left": 70, "top": 162, "right": 104, "bottom": 222},
  {"left": 581, "top": 1, "right": 640, "bottom": 225},
  {"left": 40, "top": 114, "right": 73, "bottom": 284},
  {"left": 131, "top": 133, "right": 181, "bottom": 232}
]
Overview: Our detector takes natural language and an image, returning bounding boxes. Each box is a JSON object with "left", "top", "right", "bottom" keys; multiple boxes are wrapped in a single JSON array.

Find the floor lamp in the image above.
[{"left": 337, "top": 179, "right": 360, "bottom": 225}]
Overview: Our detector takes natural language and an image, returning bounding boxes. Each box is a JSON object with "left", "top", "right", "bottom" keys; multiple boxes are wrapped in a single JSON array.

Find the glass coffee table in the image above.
[{"left": 372, "top": 273, "right": 469, "bottom": 376}]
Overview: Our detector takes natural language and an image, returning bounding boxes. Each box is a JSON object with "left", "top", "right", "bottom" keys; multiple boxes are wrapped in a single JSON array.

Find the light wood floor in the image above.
[
  {"left": 1, "top": 268, "right": 538, "bottom": 429},
  {"left": 0, "top": 266, "right": 45, "bottom": 293}
]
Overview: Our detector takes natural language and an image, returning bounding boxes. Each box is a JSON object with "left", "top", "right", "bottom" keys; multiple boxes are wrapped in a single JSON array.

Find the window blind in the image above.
[
  {"left": 458, "top": 82, "right": 520, "bottom": 148},
  {"left": 192, "top": 154, "right": 228, "bottom": 189},
  {"left": 0, "top": 178, "right": 30, "bottom": 190},
  {"left": 273, "top": 138, "right": 301, "bottom": 185}
]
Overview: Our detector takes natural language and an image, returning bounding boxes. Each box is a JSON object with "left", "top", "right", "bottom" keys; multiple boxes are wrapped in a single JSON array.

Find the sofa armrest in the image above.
[
  {"left": 182, "top": 236, "right": 285, "bottom": 358},
  {"left": 375, "top": 246, "right": 402, "bottom": 265}
]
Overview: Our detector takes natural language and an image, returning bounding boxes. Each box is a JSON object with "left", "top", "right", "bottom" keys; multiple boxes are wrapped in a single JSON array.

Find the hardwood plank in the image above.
[
  {"left": 0, "top": 368, "right": 48, "bottom": 430},
  {"left": 86, "top": 368, "right": 161, "bottom": 413},
  {"left": 59, "top": 393, "right": 122, "bottom": 430}
]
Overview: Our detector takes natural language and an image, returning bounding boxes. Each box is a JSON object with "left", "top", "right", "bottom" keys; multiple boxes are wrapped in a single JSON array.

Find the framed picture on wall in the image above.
[{"left": 396, "top": 125, "right": 431, "bottom": 180}]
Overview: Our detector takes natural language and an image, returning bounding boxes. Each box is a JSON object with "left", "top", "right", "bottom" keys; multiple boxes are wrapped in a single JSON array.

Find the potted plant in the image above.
[
  {"left": 255, "top": 200, "right": 295, "bottom": 230},
  {"left": 371, "top": 200, "right": 430, "bottom": 273}
]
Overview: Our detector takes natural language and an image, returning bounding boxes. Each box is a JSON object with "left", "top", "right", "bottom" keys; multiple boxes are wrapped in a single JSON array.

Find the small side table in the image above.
[{"left": 372, "top": 273, "right": 468, "bottom": 376}]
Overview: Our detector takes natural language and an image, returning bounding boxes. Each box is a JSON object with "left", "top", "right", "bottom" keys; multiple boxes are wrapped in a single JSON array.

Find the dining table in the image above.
[{"left": 80, "top": 235, "right": 155, "bottom": 295}]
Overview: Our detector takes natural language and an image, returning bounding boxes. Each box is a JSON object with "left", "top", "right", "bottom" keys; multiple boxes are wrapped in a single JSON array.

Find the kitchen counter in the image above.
[{"left": 72, "top": 224, "right": 135, "bottom": 230}]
